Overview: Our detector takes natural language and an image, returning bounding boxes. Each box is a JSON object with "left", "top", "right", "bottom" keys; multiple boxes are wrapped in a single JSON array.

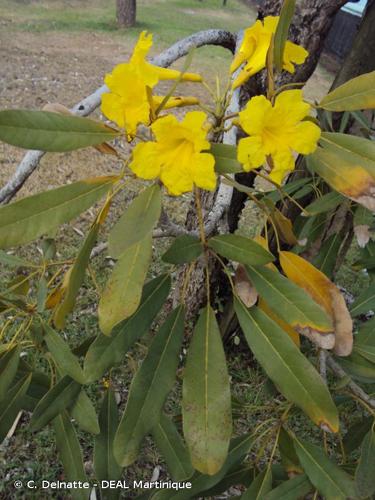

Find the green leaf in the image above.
[
  {"left": 350, "top": 283, "right": 375, "bottom": 316},
  {"left": 0, "top": 109, "right": 120, "bottom": 152},
  {"left": 199, "top": 465, "right": 253, "bottom": 497},
  {"left": 162, "top": 235, "right": 203, "bottom": 265},
  {"left": 265, "top": 177, "right": 311, "bottom": 204},
  {"left": 241, "top": 468, "right": 272, "bottom": 499},
  {"left": 337, "top": 351, "right": 375, "bottom": 383},
  {"left": 264, "top": 474, "right": 312, "bottom": 500},
  {"left": 54, "top": 223, "right": 99, "bottom": 329},
  {"left": 152, "top": 413, "right": 194, "bottom": 481},
  {"left": 354, "top": 318, "right": 375, "bottom": 363},
  {"left": 305, "top": 191, "right": 344, "bottom": 216},
  {"left": 319, "top": 71, "right": 375, "bottom": 111},
  {"left": 234, "top": 300, "right": 339, "bottom": 432},
  {"left": 245, "top": 265, "right": 333, "bottom": 334},
  {"left": 43, "top": 322, "right": 85, "bottom": 384},
  {"left": 70, "top": 390, "right": 99, "bottom": 435},
  {"left": 153, "top": 433, "right": 256, "bottom": 500},
  {"left": 0, "top": 250, "right": 34, "bottom": 268},
  {"left": 293, "top": 436, "right": 356, "bottom": 500},
  {"left": 30, "top": 376, "right": 81, "bottom": 431},
  {"left": 0, "top": 345, "right": 20, "bottom": 400},
  {"left": 98, "top": 234, "right": 153, "bottom": 335},
  {"left": 312, "top": 232, "right": 343, "bottom": 279},
  {"left": 273, "top": 0, "right": 296, "bottom": 72},
  {"left": 0, "top": 176, "right": 115, "bottom": 249},
  {"left": 355, "top": 425, "right": 375, "bottom": 498},
  {"left": 344, "top": 417, "right": 373, "bottom": 454},
  {"left": 84, "top": 274, "right": 171, "bottom": 382},
  {"left": 53, "top": 412, "right": 89, "bottom": 500},
  {"left": 208, "top": 235, "right": 274, "bottom": 266},
  {"left": 109, "top": 185, "right": 162, "bottom": 258},
  {"left": 278, "top": 427, "right": 302, "bottom": 474},
  {"left": 0, "top": 374, "right": 31, "bottom": 443},
  {"left": 183, "top": 306, "right": 232, "bottom": 475},
  {"left": 210, "top": 143, "right": 242, "bottom": 174},
  {"left": 114, "top": 306, "right": 185, "bottom": 467},
  {"left": 94, "top": 389, "right": 122, "bottom": 499},
  {"left": 320, "top": 132, "right": 375, "bottom": 179}
]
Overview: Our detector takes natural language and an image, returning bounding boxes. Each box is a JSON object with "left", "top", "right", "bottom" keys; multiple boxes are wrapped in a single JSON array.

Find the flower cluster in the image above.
[{"left": 101, "top": 18, "right": 319, "bottom": 195}]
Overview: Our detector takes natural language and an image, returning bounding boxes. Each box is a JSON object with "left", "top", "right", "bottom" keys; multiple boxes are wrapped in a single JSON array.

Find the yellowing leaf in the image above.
[
  {"left": 98, "top": 234, "right": 152, "bottom": 335},
  {"left": 307, "top": 147, "right": 375, "bottom": 212},
  {"left": 279, "top": 251, "right": 353, "bottom": 356},
  {"left": 319, "top": 71, "right": 375, "bottom": 111},
  {"left": 258, "top": 298, "right": 300, "bottom": 347}
]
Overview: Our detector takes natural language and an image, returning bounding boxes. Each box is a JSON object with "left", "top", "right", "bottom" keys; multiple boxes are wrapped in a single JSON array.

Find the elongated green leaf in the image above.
[
  {"left": 319, "top": 71, "right": 375, "bottom": 111},
  {"left": 183, "top": 306, "right": 232, "bottom": 475},
  {"left": 355, "top": 426, "right": 375, "bottom": 498},
  {"left": 0, "top": 109, "right": 120, "bottom": 152},
  {"left": 344, "top": 417, "right": 373, "bottom": 454},
  {"left": 0, "top": 346, "right": 20, "bottom": 400},
  {"left": 0, "top": 374, "right": 31, "bottom": 443},
  {"left": 320, "top": 132, "right": 375, "bottom": 179},
  {"left": 114, "top": 306, "right": 185, "bottom": 467},
  {"left": 305, "top": 191, "right": 344, "bottom": 216},
  {"left": 273, "top": 0, "right": 296, "bottom": 71},
  {"left": 99, "top": 234, "right": 152, "bottom": 335},
  {"left": 30, "top": 376, "right": 81, "bottom": 431},
  {"left": 242, "top": 468, "right": 272, "bottom": 499},
  {"left": 337, "top": 351, "right": 375, "bottom": 383},
  {"left": 279, "top": 427, "right": 302, "bottom": 474},
  {"left": 43, "top": 322, "right": 85, "bottom": 384},
  {"left": 307, "top": 147, "right": 375, "bottom": 212},
  {"left": 153, "top": 433, "right": 256, "bottom": 500},
  {"left": 350, "top": 283, "right": 375, "bottom": 316},
  {"left": 354, "top": 344, "right": 375, "bottom": 364},
  {"left": 265, "top": 178, "right": 311, "bottom": 204},
  {"left": 54, "top": 223, "right": 99, "bottom": 329},
  {"left": 53, "top": 412, "right": 88, "bottom": 500},
  {"left": 70, "top": 390, "right": 99, "bottom": 435},
  {"left": 162, "top": 235, "right": 203, "bottom": 265},
  {"left": 293, "top": 436, "right": 356, "bottom": 500},
  {"left": 234, "top": 300, "right": 339, "bottom": 432},
  {"left": 0, "top": 176, "right": 115, "bottom": 249},
  {"left": 354, "top": 318, "right": 375, "bottom": 363},
  {"left": 84, "top": 274, "right": 171, "bottom": 382},
  {"left": 152, "top": 413, "right": 194, "bottom": 481},
  {"left": 0, "top": 250, "right": 34, "bottom": 268},
  {"left": 209, "top": 235, "right": 274, "bottom": 266},
  {"left": 210, "top": 143, "right": 242, "bottom": 174},
  {"left": 94, "top": 389, "right": 122, "bottom": 499},
  {"left": 109, "top": 185, "right": 161, "bottom": 258},
  {"left": 200, "top": 465, "right": 253, "bottom": 497},
  {"left": 245, "top": 265, "right": 333, "bottom": 334},
  {"left": 265, "top": 474, "right": 312, "bottom": 500},
  {"left": 313, "top": 232, "right": 343, "bottom": 279}
]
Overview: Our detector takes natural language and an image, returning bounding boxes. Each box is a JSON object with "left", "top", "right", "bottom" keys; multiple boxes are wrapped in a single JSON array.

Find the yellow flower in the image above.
[
  {"left": 230, "top": 16, "right": 308, "bottom": 89},
  {"left": 237, "top": 90, "right": 321, "bottom": 184},
  {"left": 130, "top": 111, "right": 216, "bottom": 196},
  {"left": 101, "top": 32, "right": 202, "bottom": 137}
]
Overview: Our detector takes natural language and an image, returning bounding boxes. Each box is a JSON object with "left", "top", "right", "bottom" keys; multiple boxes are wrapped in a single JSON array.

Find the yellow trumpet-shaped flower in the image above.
[
  {"left": 101, "top": 32, "right": 202, "bottom": 137},
  {"left": 237, "top": 90, "right": 321, "bottom": 184},
  {"left": 230, "top": 16, "right": 308, "bottom": 89},
  {"left": 130, "top": 111, "right": 216, "bottom": 196}
]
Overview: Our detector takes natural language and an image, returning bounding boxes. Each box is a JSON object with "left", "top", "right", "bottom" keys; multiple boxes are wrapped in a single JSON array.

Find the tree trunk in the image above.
[{"left": 116, "top": 0, "right": 136, "bottom": 28}]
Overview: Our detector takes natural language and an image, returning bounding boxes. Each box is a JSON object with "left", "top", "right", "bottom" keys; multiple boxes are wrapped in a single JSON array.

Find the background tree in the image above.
[{"left": 116, "top": 0, "right": 136, "bottom": 28}]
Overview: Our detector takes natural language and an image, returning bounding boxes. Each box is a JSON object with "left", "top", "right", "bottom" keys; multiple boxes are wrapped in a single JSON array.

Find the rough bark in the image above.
[{"left": 116, "top": 0, "right": 136, "bottom": 28}]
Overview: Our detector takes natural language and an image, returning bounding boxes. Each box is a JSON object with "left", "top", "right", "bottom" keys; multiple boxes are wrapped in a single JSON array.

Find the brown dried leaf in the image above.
[{"left": 234, "top": 265, "right": 258, "bottom": 308}]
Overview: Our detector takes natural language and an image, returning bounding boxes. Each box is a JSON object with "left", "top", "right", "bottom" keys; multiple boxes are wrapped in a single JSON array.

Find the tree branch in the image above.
[{"left": 0, "top": 29, "right": 236, "bottom": 205}]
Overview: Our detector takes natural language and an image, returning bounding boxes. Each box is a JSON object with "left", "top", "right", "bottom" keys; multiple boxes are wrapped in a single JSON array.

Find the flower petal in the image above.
[
  {"left": 130, "top": 142, "right": 161, "bottom": 180},
  {"left": 270, "top": 149, "right": 295, "bottom": 184},
  {"left": 283, "top": 41, "right": 308, "bottom": 74},
  {"left": 238, "top": 136, "right": 266, "bottom": 172},
  {"left": 274, "top": 90, "right": 311, "bottom": 124},
  {"left": 191, "top": 153, "right": 216, "bottom": 192},
  {"left": 239, "top": 95, "right": 272, "bottom": 136},
  {"left": 288, "top": 121, "right": 321, "bottom": 155}
]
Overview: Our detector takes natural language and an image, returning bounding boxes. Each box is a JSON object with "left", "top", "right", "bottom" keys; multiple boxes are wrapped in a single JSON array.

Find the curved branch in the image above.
[{"left": 0, "top": 29, "right": 236, "bottom": 205}]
